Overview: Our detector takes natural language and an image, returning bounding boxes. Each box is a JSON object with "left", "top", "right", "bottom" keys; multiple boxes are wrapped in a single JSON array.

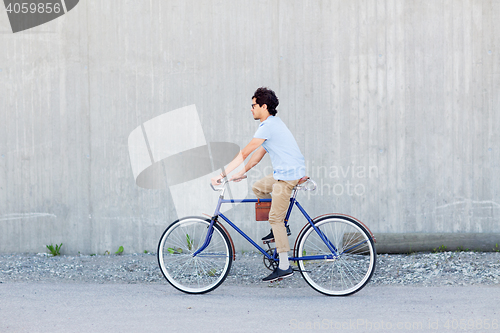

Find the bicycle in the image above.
[{"left": 157, "top": 176, "right": 377, "bottom": 296}]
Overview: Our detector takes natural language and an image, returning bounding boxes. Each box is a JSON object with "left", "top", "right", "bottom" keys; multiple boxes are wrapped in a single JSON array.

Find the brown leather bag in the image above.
[{"left": 255, "top": 200, "right": 272, "bottom": 221}]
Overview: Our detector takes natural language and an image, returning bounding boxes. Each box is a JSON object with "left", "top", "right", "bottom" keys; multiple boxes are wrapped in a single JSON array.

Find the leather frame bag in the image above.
[{"left": 255, "top": 200, "right": 272, "bottom": 221}]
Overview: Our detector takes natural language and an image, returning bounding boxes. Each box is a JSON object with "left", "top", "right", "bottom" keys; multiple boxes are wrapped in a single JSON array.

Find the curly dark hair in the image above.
[{"left": 252, "top": 87, "right": 279, "bottom": 116}]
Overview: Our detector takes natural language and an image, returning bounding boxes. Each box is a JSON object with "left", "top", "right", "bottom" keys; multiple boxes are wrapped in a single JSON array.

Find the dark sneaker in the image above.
[
  {"left": 261, "top": 225, "right": 291, "bottom": 242},
  {"left": 262, "top": 266, "right": 294, "bottom": 282}
]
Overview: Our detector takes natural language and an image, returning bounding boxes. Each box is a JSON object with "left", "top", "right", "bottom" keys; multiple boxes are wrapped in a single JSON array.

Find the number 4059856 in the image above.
[
  {"left": 5, "top": 2, "right": 62, "bottom": 14},
  {"left": 443, "top": 318, "right": 498, "bottom": 330}
]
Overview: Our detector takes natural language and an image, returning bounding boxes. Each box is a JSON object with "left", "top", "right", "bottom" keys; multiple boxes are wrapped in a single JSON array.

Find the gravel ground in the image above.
[{"left": 1, "top": 251, "right": 499, "bottom": 287}]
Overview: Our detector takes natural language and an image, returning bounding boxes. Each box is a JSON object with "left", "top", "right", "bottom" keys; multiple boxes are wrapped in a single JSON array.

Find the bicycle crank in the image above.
[{"left": 263, "top": 248, "right": 278, "bottom": 271}]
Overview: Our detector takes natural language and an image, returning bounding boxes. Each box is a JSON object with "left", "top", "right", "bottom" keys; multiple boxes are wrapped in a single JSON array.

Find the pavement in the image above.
[{"left": 1, "top": 283, "right": 498, "bottom": 333}]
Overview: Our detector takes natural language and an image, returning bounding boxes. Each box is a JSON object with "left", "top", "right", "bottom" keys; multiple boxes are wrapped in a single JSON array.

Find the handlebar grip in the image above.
[{"left": 210, "top": 178, "right": 227, "bottom": 191}]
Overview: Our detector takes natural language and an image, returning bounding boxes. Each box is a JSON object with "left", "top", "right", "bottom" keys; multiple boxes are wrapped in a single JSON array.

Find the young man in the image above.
[{"left": 211, "top": 87, "right": 306, "bottom": 282}]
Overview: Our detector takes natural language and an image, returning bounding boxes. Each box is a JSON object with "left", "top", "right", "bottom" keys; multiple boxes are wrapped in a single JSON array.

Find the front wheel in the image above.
[
  {"left": 296, "top": 215, "right": 376, "bottom": 296},
  {"left": 157, "top": 217, "right": 232, "bottom": 294}
]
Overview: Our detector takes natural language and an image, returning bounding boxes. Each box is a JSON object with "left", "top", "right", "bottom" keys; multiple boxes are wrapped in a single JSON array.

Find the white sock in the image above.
[{"left": 279, "top": 252, "right": 289, "bottom": 270}]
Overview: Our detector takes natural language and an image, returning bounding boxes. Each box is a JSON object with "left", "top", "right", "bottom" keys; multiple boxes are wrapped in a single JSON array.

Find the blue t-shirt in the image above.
[{"left": 253, "top": 116, "right": 306, "bottom": 181}]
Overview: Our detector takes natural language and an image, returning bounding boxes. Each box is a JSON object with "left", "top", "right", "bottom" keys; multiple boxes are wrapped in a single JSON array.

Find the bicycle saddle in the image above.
[{"left": 297, "top": 176, "right": 310, "bottom": 185}]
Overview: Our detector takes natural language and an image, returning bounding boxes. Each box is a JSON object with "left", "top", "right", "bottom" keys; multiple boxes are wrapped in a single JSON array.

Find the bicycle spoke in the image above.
[
  {"left": 163, "top": 254, "right": 190, "bottom": 265},
  {"left": 170, "top": 230, "right": 190, "bottom": 252},
  {"left": 337, "top": 265, "right": 348, "bottom": 288},
  {"left": 208, "top": 238, "right": 224, "bottom": 249},
  {"left": 172, "top": 257, "right": 194, "bottom": 281},
  {"left": 337, "top": 256, "right": 364, "bottom": 282},
  {"left": 303, "top": 235, "right": 328, "bottom": 254}
]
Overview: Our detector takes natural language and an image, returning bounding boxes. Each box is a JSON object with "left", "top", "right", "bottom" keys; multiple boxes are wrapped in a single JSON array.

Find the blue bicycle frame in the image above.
[{"left": 192, "top": 191, "right": 345, "bottom": 263}]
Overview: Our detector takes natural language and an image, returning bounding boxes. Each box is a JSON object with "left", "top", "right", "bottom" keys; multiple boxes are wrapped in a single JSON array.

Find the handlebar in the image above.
[{"left": 210, "top": 175, "right": 247, "bottom": 191}]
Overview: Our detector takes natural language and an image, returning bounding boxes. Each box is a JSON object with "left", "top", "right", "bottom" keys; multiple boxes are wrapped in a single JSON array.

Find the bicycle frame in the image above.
[
  {"left": 158, "top": 177, "right": 377, "bottom": 296},
  {"left": 191, "top": 183, "right": 355, "bottom": 263}
]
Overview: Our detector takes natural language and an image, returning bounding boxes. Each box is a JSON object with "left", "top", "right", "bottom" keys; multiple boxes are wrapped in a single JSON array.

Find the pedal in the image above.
[{"left": 263, "top": 239, "right": 275, "bottom": 245}]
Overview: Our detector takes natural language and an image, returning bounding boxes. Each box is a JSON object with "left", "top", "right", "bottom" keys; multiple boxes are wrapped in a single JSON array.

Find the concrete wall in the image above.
[{"left": 1, "top": 0, "right": 499, "bottom": 254}]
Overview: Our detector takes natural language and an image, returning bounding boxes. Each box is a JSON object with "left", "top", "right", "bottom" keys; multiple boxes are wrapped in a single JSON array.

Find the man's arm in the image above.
[
  {"left": 211, "top": 138, "right": 265, "bottom": 185},
  {"left": 229, "top": 146, "right": 266, "bottom": 181}
]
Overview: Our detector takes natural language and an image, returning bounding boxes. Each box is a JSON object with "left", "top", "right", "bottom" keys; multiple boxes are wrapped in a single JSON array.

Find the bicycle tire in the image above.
[
  {"left": 296, "top": 215, "right": 376, "bottom": 296},
  {"left": 157, "top": 216, "right": 233, "bottom": 294}
]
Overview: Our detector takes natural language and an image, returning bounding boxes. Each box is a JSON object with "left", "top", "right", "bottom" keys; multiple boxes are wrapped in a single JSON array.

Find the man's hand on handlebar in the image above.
[{"left": 211, "top": 175, "right": 224, "bottom": 186}]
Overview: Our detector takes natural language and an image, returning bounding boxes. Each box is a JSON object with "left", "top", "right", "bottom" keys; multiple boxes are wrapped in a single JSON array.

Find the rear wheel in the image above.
[
  {"left": 157, "top": 217, "right": 232, "bottom": 294},
  {"left": 296, "top": 215, "right": 376, "bottom": 296}
]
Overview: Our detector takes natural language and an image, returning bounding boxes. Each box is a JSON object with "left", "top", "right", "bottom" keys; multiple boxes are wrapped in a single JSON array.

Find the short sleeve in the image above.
[{"left": 254, "top": 122, "right": 270, "bottom": 140}]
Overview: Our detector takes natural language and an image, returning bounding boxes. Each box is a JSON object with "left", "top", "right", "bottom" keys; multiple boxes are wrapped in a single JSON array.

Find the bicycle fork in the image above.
[{"left": 191, "top": 217, "right": 216, "bottom": 257}]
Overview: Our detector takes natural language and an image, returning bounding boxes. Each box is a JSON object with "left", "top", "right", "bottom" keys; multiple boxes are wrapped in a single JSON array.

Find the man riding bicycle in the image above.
[{"left": 211, "top": 87, "right": 306, "bottom": 282}]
